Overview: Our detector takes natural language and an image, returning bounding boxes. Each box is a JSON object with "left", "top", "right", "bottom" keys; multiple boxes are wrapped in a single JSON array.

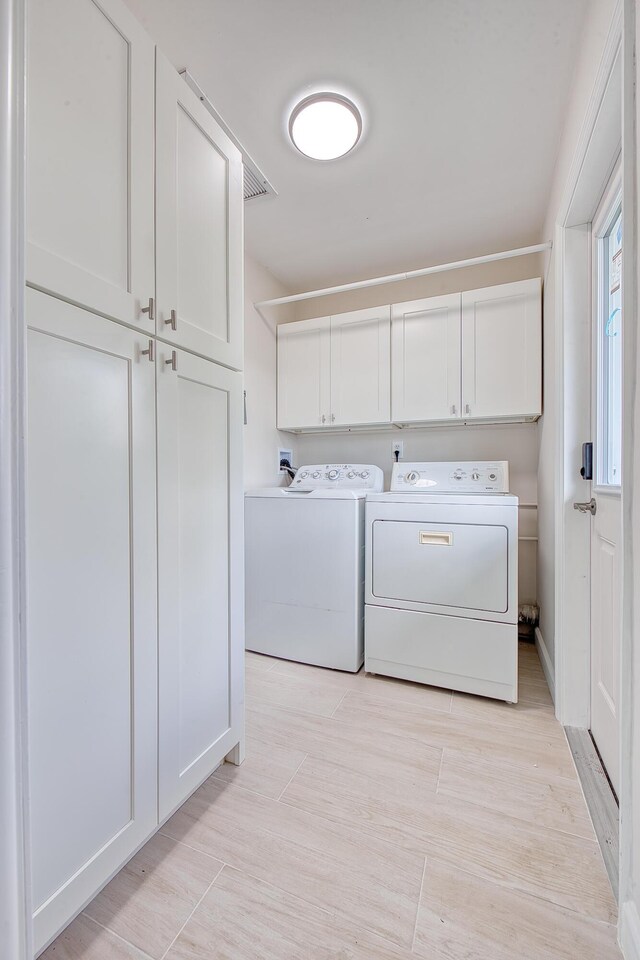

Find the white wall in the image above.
[
  {"left": 243, "top": 254, "right": 293, "bottom": 489},
  {"left": 289, "top": 254, "right": 544, "bottom": 606},
  {"left": 536, "top": 0, "right": 619, "bottom": 675}
]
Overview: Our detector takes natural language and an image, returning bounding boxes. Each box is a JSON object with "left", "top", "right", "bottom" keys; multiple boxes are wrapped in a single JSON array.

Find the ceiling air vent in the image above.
[
  {"left": 180, "top": 69, "right": 277, "bottom": 204},
  {"left": 244, "top": 163, "right": 270, "bottom": 202}
]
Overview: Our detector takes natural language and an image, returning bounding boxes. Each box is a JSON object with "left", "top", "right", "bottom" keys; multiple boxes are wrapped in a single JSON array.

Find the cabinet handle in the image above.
[
  {"left": 140, "top": 297, "right": 155, "bottom": 321},
  {"left": 165, "top": 308, "right": 178, "bottom": 331},
  {"left": 165, "top": 350, "right": 178, "bottom": 372},
  {"left": 451, "top": 404, "right": 457, "bottom": 415},
  {"left": 141, "top": 339, "right": 155, "bottom": 362},
  {"left": 465, "top": 403, "right": 471, "bottom": 415},
  {"left": 331, "top": 414, "right": 335, "bottom": 422},
  {"left": 321, "top": 415, "right": 326, "bottom": 424}
]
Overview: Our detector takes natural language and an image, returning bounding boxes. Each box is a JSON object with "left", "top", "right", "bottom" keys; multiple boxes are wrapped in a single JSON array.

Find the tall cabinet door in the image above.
[
  {"left": 26, "top": 289, "right": 158, "bottom": 955},
  {"left": 156, "top": 52, "right": 244, "bottom": 369},
  {"left": 330, "top": 306, "right": 391, "bottom": 426},
  {"left": 27, "top": 0, "right": 155, "bottom": 331},
  {"left": 391, "top": 294, "right": 461, "bottom": 422},
  {"left": 157, "top": 347, "right": 244, "bottom": 821},
  {"left": 277, "top": 317, "right": 331, "bottom": 429},
  {"left": 462, "top": 278, "right": 542, "bottom": 419}
]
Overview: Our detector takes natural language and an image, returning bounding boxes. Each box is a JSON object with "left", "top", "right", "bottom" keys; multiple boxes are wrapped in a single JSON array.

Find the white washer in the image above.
[
  {"left": 365, "top": 461, "right": 518, "bottom": 701},
  {"left": 245, "top": 464, "right": 383, "bottom": 672}
]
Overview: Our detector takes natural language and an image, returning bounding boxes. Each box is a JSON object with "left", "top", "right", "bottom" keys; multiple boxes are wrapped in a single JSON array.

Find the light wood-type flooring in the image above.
[{"left": 43, "top": 643, "right": 621, "bottom": 960}]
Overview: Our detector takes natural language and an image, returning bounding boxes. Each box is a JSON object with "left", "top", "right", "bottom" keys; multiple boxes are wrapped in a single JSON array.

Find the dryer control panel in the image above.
[
  {"left": 391, "top": 461, "right": 509, "bottom": 493},
  {"left": 291, "top": 464, "right": 384, "bottom": 492}
]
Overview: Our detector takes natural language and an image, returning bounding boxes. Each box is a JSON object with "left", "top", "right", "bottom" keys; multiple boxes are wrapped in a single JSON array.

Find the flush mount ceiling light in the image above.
[{"left": 288, "top": 93, "right": 362, "bottom": 161}]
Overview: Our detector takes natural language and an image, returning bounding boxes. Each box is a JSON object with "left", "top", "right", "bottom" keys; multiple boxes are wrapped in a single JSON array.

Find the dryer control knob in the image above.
[
  {"left": 328, "top": 469, "right": 340, "bottom": 480},
  {"left": 406, "top": 471, "right": 419, "bottom": 484},
  {"left": 472, "top": 471, "right": 480, "bottom": 481},
  {"left": 347, "top": 471, "right": 355, "bottom": 479}
]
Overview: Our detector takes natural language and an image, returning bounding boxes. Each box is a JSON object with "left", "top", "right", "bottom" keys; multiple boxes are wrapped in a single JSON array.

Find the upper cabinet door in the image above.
[
  {"left": 391, "top": 294, "right": 461, "bottom": 422},
  {"left": 462, "top": 278, "right": 542, "bottom": 419},
  {"left": 277, "top": 318, "right": 331, "bottom": 429},
  {"left": 157, "top": 348, "right": 244, "bottom": 821},
  {"left": 27, "top": 0, "right": 155, "bottom": 332},
  {"left": 26, "top": 289, "right": 158, "bottom": 954},
  {"left": 330, "top": 306, "right": 391, "bottom": 426},
  {"left": 156, "top": 53, "right": 244, "bottom": 370}
]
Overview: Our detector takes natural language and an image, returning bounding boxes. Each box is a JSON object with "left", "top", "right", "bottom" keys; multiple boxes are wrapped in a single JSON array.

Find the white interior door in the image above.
[
  {"left": 155, "top": 52, "right": 243, "bottom": 369},
  {"left": 391, "top": 294, "right": 461, "bottom": 422},
  {"left": 26, "top": 0, "right": 155, "bottom": 331},
  {"left": 588, "top": 182, "right": 623, "bottom": 795},
  {"left": 26, "top": 289, "right": 158, "bottom": 954},
  {"left": 330, "top": 306, "right": 391, "bottom": 426},
  {"left": 277, "top": 317, "right": 331, "bottom": 429},
  {"left": 157, "top": 347, "right": 244, "bottom": 821}
]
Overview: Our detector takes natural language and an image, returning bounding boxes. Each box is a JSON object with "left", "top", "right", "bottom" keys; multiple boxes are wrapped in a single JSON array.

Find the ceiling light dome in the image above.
[{"left": 289, "top": 93, "right": 362, "bottom": 161}]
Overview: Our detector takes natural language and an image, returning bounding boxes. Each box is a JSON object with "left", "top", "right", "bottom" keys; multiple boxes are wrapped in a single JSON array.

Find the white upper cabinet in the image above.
[
  {"left": 277, "top": 318, "right": 331, "bottom": 429},
  {"left": 26, "top": 289, "right": 158, "bottom": 954},
  {"left": 27, "top": 0, "right": 155, "bottom": 331},
  {"left": 156, "top": 52, "right": 244, "bottom": 369},
  {"left": 157, "top": 347, "right": 244, "bottom": 820},
  {"left": 391, "top": 294, "right": 461, "bottom": 422},
  {"left": 330, "top": 306, "right": 391, "bottom": 426},
  {"left": 462, "top": 278, "right": 542, "bottom": 420}
]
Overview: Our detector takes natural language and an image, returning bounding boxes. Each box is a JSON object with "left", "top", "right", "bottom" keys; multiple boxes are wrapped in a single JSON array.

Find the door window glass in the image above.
[{"left": 596, "top": 205, "right": 622, "bottom": 487}]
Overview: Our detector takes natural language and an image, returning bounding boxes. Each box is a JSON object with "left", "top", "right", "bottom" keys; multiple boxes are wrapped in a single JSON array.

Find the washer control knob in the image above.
[
  {"left": 312, "top": 471, "right": 320, "bottom": 479},
  {"left": 361, "top": 470, "right": 370, "bottom": 479},
  {"left": 406, "top": 471, "right": 419, "bottom": 485},
  {"left": 328, "top": 469, "right": 340, "bottom": 480},
  {"left": 299, "top": 471, "right": 308, "bottom": 479}
]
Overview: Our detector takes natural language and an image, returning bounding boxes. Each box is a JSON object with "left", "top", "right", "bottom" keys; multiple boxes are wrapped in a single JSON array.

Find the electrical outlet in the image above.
[
  {"left": 278, "top": 448, "right": 293, "bottom": 473},
  {"left": 392, "top": 441, "right": 404, "bottom": 460}
]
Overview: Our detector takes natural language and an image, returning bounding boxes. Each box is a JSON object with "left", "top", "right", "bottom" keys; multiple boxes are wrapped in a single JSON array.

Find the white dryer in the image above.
[
  {"left": 365, "top": 461, "right": 518, "bottom": 701},
  {"left": 245, "top": 464, "right": 383, "bottom": 672}
]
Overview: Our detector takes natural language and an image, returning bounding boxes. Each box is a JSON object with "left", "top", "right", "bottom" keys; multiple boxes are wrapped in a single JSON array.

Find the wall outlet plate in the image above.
[
  {"left": 392, "top": 441, "right": 404, "bottom": 460},
  {"left": 278, "top": 448, "right": 294, "bottom": 473}
]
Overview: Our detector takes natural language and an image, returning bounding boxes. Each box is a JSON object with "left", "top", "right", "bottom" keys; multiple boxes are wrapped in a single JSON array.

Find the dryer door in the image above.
[{"left": 371, "top": 519, "right": 508, "bottom": 614}]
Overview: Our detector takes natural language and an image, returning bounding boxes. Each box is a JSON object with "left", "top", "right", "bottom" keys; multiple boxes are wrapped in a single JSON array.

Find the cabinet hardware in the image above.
[
  {"left": 573, "top": 498, "right": 597, "bottom": 516},
  {"left": 321, "top": 415, "right": 326, "bottom": 424},
  {"left": 451, "top": 404, "right": 457, "bottom": 415},
  {"left": 140, "top": 297, "right": 155, "bottom": 321},
  {"left": 165, "top": 308, "right": 178, "bottom": 331},
  {"left": 331, "top": 413, "right": 335, "bottom": 422},
  {"left": 465, "top": 403, "right": 470, "bottom": 415},
  {"left": 165, "top": 350, "right": 178, "bottom": 371},
  {"left": 141, "top": 339, "right": 155, "bottom": 362}
]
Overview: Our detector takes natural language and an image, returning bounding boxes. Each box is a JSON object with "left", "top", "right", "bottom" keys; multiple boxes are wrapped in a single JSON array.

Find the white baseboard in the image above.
[
  {"left": 534, "top": 626, "right": 555, "bottom": 701},
  {"left": 620, "top": 900, "right": 640, "bottom": 960}
]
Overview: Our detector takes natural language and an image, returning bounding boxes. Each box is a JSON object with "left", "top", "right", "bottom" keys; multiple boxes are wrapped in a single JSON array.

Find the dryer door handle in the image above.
[{"left": 419, "top": 531, "right": 453, "bottom": 546}]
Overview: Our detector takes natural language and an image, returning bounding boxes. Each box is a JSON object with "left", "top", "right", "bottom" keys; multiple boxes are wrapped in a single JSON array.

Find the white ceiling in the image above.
[{"left": 124, "top": 0, "right": 588, "bottom": 292}]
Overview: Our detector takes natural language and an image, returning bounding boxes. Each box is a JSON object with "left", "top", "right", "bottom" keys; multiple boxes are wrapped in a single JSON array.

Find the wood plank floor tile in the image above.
[
  {"left": 83, "top": 833, "right": 223, "bottom": 960},
  {"left": 413, "top": 857, "right": 621, "bottom": 960},
  {"left": 519, "top": 673, "right": 555, "bottom": 705},
  {"left": 245, "top": 669, "right": 350, "bottom": 717},
  {"left": 246, "top": 700, "right": 442, "bottom": 789},
  {"left": 278, "top": 748, "right": 615, "bottom": 923},
  {"left": 451, "top": 690, "right": 557, "bottom": 733},
  {"left": 212, "top": 736, "right": 306, "bottom": 799},
  {"left": 165, "top": 865, "right": 415, "bottom": 960},
  {"left": 437, "top": 748, "right": 595, "bottom": 840},
  {"left": 333, "top": 689, "right": 573, "bottom": 778},
  {"left": 161, "top": 776, "right": 424, "bottom": 949},
  {"left": 245, "top": 651, "right": 277, "bottom": 674},
  {"left": 40, "top": 914, "right": 153, "bottom": 960}
]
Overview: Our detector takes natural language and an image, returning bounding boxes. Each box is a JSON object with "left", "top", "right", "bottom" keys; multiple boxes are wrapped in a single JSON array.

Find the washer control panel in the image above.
[
  {"left": 391, "top": 461, "right": 509, "bottom": 493},
  {"left": 292, "top": 464, "right": 384, "bottom": 491}
]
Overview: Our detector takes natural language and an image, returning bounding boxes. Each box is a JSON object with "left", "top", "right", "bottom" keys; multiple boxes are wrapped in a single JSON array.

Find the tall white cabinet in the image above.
[{"left": 26, "top": 0, "right": 244, "bottom": 953}]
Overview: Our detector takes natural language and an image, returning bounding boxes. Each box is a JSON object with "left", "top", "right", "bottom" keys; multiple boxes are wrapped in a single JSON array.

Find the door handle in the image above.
[{"left": 573, "top": 498, "right": 597, "bottom": 516}]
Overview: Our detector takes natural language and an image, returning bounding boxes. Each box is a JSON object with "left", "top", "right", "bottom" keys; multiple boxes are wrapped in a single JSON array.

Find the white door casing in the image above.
[
  {"left": 462, "top": 278, "right": 542, "bottom": 419},
  {"left": 277, "top": 317, "right": 331, "bottom": 429},
  {"left": 391, "top": 293, "right": 462, "bottom": 422},
  {"left": 157, "top": 345, "right": 244, "bottom": 822},
  {"left": 26, "top": 289, "right": 158, "bottom": 954},
  {"left": 26, "top": 0, "right": 155, "bottom": 331},
  {"left": 155, "top": 52, "right": 243, "bottom": 369},
  {"left": 330, "top": 305, "right": 391, "bottom": 426}
]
